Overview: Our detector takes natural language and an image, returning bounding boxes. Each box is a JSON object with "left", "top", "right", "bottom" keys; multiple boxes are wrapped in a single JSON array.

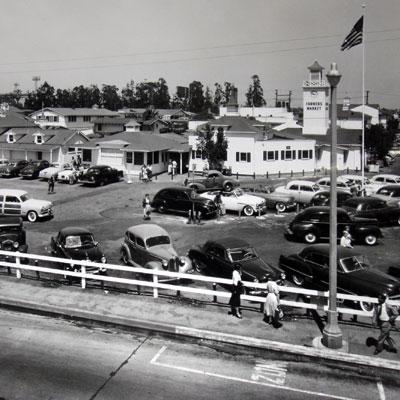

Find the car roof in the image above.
[
  {"left": 344, "top": 197, "right": 383, "bottom": 205},
  {"left": 377, "top": 185, "right": 400, "bottom": 192},
  {"left": 313, "top": 190, "right": 351, "bottom": 197},
  {"left": 298, "top": 244, "right": 357, "bottom": 258},
  {"left": 0, "top": 216, "right": 23, "bottom": 227},
  {"left": 157, "top": 186, "right": 193, "bottom": 193},
  {"left": 372, "top": 174, "right": 400, "bottom": 179},
  {"left": 0, "top": 189, "right": 28, "bottom": 196},
  {"left": 299, "top": 206, "right": 347, "bottom": 215},
  {"left": 59, "top": 227, "right": 92, "bottom": 236},
  {"left": 287, "top": 180, "right": 316, "bottom": 185},
  {"left": 127, "top": 224, "right": 169, "bottom": 239},
  {"left": 88, "top": 165, "right": 109, "bottom": 169},
  {"left": 206, "top": 236, "right": 251, "bottom": 249}
]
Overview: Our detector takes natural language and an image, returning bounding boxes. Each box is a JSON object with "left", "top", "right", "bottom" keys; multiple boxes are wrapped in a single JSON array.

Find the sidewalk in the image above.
[{"left": 0, "top": 275, "right": 399, "bottom": 374}]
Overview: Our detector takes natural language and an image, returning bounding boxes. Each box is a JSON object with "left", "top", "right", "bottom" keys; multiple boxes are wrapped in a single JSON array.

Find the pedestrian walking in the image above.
[
  {"left": 147, "top": 164, "right": 153, "bottom": 182},
  {"left": 142, "top": 194, "right": 151, "bottom": 220},
  {"left": 372, "top": 293, "right": 398, "bottom": 355},
  {"left": 263, "top": 277, "right": 283, "bottom": 328},
  {"left": 77, "top": 154, "right": 82, "bottom": 167},
  {"left": 228, "top": 263, "right": 243, "bottom": 319},
  {"left": 141, "top": 164, "right": 148, "bottom": 182},
  {"left": 168, "top": 160, "right": 173, "bottom": 175},
  {"left": 48, "top": 175, "right": 55, "bottom": 194},
  {"left": 172, "top": 160, "right": 177, "bottom": 175},
  {"left": 340, "top": 227, "right": 353, "bottom": 248}
]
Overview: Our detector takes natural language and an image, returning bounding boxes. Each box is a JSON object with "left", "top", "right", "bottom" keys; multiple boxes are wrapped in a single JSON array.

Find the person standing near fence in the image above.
[
  {"left": 263, "top": 276, "right": 283, "bottom": 328},
  {"left": 229, "top": 263, "right": 243, "bottom": 319}
]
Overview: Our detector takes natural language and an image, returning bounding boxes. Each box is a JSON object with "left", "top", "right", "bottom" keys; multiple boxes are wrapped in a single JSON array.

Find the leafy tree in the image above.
[
  {"left": 24, "top": 82, "right": 56, "bottom": 110},
  {"left": 135, "top": 81, "right": 157, "bottom": 107},
  {"left": 101, "top": 84, "right": 122, "bottom": 110},
  {"left": 223, "top": 82, "right": 237, "bottom": 105},
  {"left": 55, "top": 88, "right": 74, "bottom": 107},
  {"left": 203, "top": 86, "right": 213, "bottom": 113},
  {"left": 153, "top": 78, "right": 170, "bottom": 108},
  {"left": 88, "top": 85, "right": 102, "bottom": 107},
  {"left": 121, "top": 80, "right": 136, "bottom": 108},
  {"left": 196, "top": 124, "right": 227, "bottom": 169},
  {"left": 365, "top": 124, "right": 395, "bottom": 159},
  {"left": 0, "top": 92, "right": 22, "bottom": 108},
  {"left": 71, "top": 85, "right": 91, "bottom": 108},
  {"left": 245, "top": 74, "right": 266, "bottom": 107},
  {"left": 188, "top": 81, "right": 204, "bottom": 113}
]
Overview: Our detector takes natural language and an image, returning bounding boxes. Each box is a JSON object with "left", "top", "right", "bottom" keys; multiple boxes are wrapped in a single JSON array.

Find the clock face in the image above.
[{"left": 311, "top": 90, "right": 318, "bottom": 98}]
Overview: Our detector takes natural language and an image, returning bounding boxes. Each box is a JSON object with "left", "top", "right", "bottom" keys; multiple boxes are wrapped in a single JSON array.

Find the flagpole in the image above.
[{"left": 361, "top": 4, "right": 366, "bottom": 194}]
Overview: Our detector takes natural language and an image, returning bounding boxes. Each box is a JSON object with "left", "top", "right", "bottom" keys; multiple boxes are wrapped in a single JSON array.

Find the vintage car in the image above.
[
  {"left": 151, "top": 187, "right": 218, "bottom": 218},
  {"left": 79, "top": 165, "right": 124, "bottom": 186},
  {"left": 0, "top": 160, "right": 30, "bottom": 178},
  {"left": 188, "top": 237, "right": 285, "bottom": 295},
  {"left": 19, "top": 160, "right": 50, "bottom": 179},
  {"left": 0, "top": 217, "right": 28, "bottom": 262},
  {"left": 274, "top": 180, "right": 322, "bottom": 205},
  {"left": 279, "top": 244, "right": 400, "bottom": 312},
  {"left": 285, "top": 206, "right": 383, "bottom": 246},
  {"left": 200, "top": 188, "right": 267, "bottom": 216},
  {"left": 120, "top": 224, "right": 192, "bottom": 279},
  {"left": 50, "top": 227, "right": 107, "bottom": 278},
  {"left": 374, "top": 185, "right": 400, "bottom": 207},
  {"left": 342, "top": 197, "right": 400, "bottom": 226},
  {"left": 338, "top": 174, "right": 370, "bottom": 195},
  {"left": 364, "top": 174, "right": 400, "bottom": 196},
  {"left": 241, "top": 185, "right": 296, "bottom": 212},
  {"left": 184, "top": 169, "right": 240, "bottom": 192},
  {"left": 0, "top": 189, "right": 53, "bottom": 222},
  {"left": 39, "top": 162, "right": 72, "bottom": 180},
  {"left": 309, "top": 190, "right": 353, "bottom": 207},
  {"left": 316, "top": 177, "right": 356, "bottom": 194},
  {"left": 57, "top": 163, "right": 90, "bottom": 184}
]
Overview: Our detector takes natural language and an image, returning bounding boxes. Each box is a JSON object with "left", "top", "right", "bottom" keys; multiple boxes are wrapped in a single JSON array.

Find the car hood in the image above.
[
  {"left": 40, "top": 168, "right": 59, "bottom": 175},
  {"left": 148, "top": 244, "right": 178, "bottom": 260},
  {"left": 65, "top": 245, "right": 104, "bottom": 262},
  {"left": 350, "top": 268, "right": 400, "bottom": 296},
  {"left": 241, "top": 258, "right": 282, "bottom": 280},
  {"left": 24, "top": 199, "right": 52, "bottom": 208},
  {"left": 347, "top": 214, "right": 379, "bottom": 224}
]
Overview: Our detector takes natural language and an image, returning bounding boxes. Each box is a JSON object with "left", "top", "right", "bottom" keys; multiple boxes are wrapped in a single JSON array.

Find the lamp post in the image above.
[{"left": 322, "top": 63, "right": 343, "bottom": 349}]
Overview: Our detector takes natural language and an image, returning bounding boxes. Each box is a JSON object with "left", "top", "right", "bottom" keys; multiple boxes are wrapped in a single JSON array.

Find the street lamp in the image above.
[{"left": 322, "top": 63, "right": 343, "bottom": 349}]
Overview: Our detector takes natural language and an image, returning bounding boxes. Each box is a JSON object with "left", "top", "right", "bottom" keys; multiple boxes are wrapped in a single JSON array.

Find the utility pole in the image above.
[
  {"left": 365, "top": 90, "right": 369, "bottom": 105},
  {"left": 32, "top": 76, "right": 41, "bottom": 92}
]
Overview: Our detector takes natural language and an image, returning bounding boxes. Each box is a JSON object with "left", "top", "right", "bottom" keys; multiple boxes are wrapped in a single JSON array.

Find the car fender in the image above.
[
  {"left": 120, "top": 242, "right": 133, "bottom": 262},
  {"left": 278, "top": 255, "right": 314, "bottom": 280},
  {"left": 353, "top": 225, "right": 383, "bottom": 238},
  {"left": 187, "top": 182, "right": 207, "bottom": 191}
]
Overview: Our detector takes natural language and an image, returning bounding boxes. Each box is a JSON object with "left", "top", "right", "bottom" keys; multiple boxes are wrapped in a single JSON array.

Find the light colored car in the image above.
[
  {"left": 274, "top": 180, "right": 322, "bottom": 205},
  {"left": 120, "top": 224, "right": 193, "bottom": 279},
  {"left": 57, "top": 163, "right": 90, "bottom": 184},
  {"left": 374, "top": 185, "right": 400, "bottom": 207},
  {"left": 0, "top": 189, "right": 53, "bottom": 222},
  {"left": 39, "top": 162, "right": 72, "bottom": 180},
  {"left": 200, "top": 188, "right": 267, "bottom": 216},
  {"left": 242, "top": 186, "right": 296, "bottom": 212},
  {"left": 364, "top": 174, "right": 400, "bottom": 196},
  {"left": 337, "top": 174, "right": 370, "bottom": 194},
  {"left": 316, "top": 177, "right": 356, "bottom": 194}
]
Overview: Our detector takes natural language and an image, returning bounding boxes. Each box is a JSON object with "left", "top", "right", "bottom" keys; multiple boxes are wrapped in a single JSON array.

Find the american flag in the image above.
[{"left": 341, "top": 16, "right": 363, "bottom": 51}]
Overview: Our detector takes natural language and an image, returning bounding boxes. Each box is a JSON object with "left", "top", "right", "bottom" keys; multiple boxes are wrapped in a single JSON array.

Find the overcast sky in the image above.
[{"left": 1, "top": 0, "right": 399, "bottom": 108}]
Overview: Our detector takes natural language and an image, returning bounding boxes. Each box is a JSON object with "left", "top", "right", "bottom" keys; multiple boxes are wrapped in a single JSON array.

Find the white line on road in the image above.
[
  {"left": 150, "top": 346, "right": 358, "bottom": 400},
  {"left": 376, "top": 380, "right": 386, "bottom": 400}
]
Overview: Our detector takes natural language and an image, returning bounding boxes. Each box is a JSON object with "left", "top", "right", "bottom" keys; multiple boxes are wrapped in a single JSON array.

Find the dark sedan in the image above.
[
  {"left": 309, "top": 190, "right": 353, "bottom": 207},
  {"left": 188, "top": 237, "right": 285, "bottom": 295},
  {"left": 0, "top": 160, "right": 30, "bottom": 177},
  {"left": 19, "top": 160, "right": 50, "bottom": 179},
  {"left": 279, "top": 244, "right": 400, "bottom": 312},
  {"left": 151, "top": 187, "right": 217, "bottom": 218},
  {"left": 285, "top": 206, "right": 383, "bottom": 246},
  {"left": 79, "top": 165, "right": 123, "bottom": 186},
  {"left": 342, "top": 197, "right": 400, "bottom": 226}
]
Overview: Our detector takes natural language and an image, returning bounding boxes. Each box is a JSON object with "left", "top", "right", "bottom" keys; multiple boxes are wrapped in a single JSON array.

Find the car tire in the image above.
[
  {"left": 120, "top": 249, "right": 129, "bottom": 265},
  {"left": 364, "top": 234, "right": 377, "bottom": 246},
  {"left": 27, "top": 211, "right": 38, "bottom": 222},
  {"left": 275, "top": 202, "right": 286, "bottom": 213},
  {"left": 360, "top": 301, "right": 374, "bottom": 313},
  {"left": 224, "top": 182, "right": 233, "bottom": 192},
  {"left": 243, "top": 205, "right": 254, "bottom": 216},
  {"left": 304, "top": 232, "right": 317, "bottom": 244},
  {"left": 69, "top": 176, "right": 75, "bottom": 185},
  {"left": 292, "top": 273, "right": 305, "bottom": 286}
]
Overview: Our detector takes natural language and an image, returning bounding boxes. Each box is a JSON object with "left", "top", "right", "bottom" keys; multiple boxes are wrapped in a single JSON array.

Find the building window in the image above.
[
  {"left": 153, "top": 151, "right": 159, "bottom": 164},
  {"left": 7, "top": 134, "right": 15, "bottom": 143},
  {"left": 82, "top": 149, "right": 92, "bottom": 162},
  {"left": 134, "top": 152, "right": 144, "bottom": 165},
  {"left": 97, "top": 123, "right": 103, "bottom": 131},
  {"left": 83, "top": 116, "right": 91, "bottom": 122},
  {"left": 192, "top": 149, "right": 203, "bottom": 159},
  {"left": 147, "top": 152, "right": 153, "bottom": 165},
  {"left": 35, "top": 135, "right": 43, "bottom": 144},
  {"left": 263, "top": 151, "right": 279, "bottom": 161},
  {"left": 68, "top": 116, "right": 77, "bottom": 122},
  {"left": 298, "top": 149, "right": 313, "bottom": 160},
  {"left": 37, "top": 151, "right": 42, "bottom": 160},
  {"left": 236, "top": 152, "right": 251, "bottom": 162},
  {"left": 54, "top": 116, "right": 59, "bottom": 122},
  {"left": 281, "top": 150, "right": 296, "bottom": 160},
  {"left": 126, "top": 152, "right": 133, "bottom": 164}
]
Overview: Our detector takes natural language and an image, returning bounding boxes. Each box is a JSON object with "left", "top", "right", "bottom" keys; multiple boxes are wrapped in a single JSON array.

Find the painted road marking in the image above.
[
  {"left": 150, "top": 346, "right": 359, "bottom": 400},
  {"left": 251, "top": 361, "right": 288, "bottom": 385},
  {"left": 377, "top": 380, "right": 385, "bottom": 400}
]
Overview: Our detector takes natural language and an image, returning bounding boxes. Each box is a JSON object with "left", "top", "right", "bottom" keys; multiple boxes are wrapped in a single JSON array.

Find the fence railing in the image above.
[{"left": 1, "top": 250, "right": 399, "bottom": 318}]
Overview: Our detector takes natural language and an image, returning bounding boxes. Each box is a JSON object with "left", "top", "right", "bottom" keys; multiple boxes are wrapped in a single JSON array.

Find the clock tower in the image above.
[{"left": 302, "top": 61, "right": 329, "bottom": 135}]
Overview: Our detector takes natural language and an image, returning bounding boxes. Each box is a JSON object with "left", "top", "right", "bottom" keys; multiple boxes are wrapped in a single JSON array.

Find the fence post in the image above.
[
  {"left": 266, "top": 171, "right": 268, "bottom": 179},
  {"left": 35, "top": 259, "right": 40, "bottom": 280},
  {"left": 347, "top": 167, "right": 349, "bottom": 174},
  {"left": 291, "top": 170, "right": 293, "bottom": 177},
  {"left": 176, "top": 278, "right": 181, "bottom": 298},
  {"left": 236, "top": 172, "right": 239, "bottom": 180},
  {"left": 253, "top": 172, "right": 255, "bottom": 180},
  {"left": 15, "top": 252, "right": 21, "bottom": 279},
  {"left": 278, "top": 171, "right": 281, "bottom": 178},
  {"left": 302, "top": 169, "right": 304, "bottom": 176},
  {"left": 153, "top": 274, "right": 159, "bottom": 298},
  {"left": 136, "top": 273, "right": 142, "bottom": 295},
  {"left": 213, "top": 282, "right": 217, "bottom": 303},
  {"left": 238, "top": 209, "right": 242, "bottom": 220},
  {"left": 355, "top": 167, "right": 358, "bottom": 173},
  {"left": 81, "top": 265, "right": 86, "bottom": 289}
]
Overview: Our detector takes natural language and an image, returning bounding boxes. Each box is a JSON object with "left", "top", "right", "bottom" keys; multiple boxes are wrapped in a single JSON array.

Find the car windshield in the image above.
[
  {"left": 146, "top": 235, "right": 171, "bottom": 247},
  {"left": 64, "top": 234, "right": 95, "bottom": 248},
  {"left": 233, "top": 188, "right": 244, "bottom": 196},
  {"left": 0, "top": 226, "right": 20, "bottom": 234},
  {"left": 228, "top": 246, "right": 258, "bottom": 262},
  {"left": 340, "top": 255, "right": 372, "bottom": 273},
  {"left": 88, "top": 168, "right": 100, "bottom": 174},
  {"left": 20, "top": 194, "right": 30, "bottom": 202},
  {"left": 31, "top": 161, "right": 40, "bottom": 166},
  {"left": 8, "top": 162, "right": 17, "bottom": 167}
]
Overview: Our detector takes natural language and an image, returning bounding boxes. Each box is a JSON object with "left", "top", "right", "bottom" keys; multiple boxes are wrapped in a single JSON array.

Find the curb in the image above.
[{"left": 1, "top": 296, "right": 400, "bottom": 373}]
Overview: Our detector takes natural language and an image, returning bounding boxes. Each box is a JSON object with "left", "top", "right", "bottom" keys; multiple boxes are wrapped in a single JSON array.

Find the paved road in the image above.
[{"left": 0, "top": 309, "right": 398, "bottom": 400}]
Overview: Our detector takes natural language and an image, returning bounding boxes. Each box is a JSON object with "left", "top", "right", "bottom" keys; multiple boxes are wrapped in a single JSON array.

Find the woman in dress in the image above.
[
  {"left": 264, "top": 277, "right": 282, "bottom": 328},
  {"left": 229, "top": 263, "right": 243, "bottom": 319}
]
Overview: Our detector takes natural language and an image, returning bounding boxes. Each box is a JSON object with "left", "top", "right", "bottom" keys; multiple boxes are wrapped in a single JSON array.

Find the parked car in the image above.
[
  {"left": 0, "top": 217, "right": 28, "bottom": 262},
  {"left": 309, "top": 190, "right": 353, "bottom": 207},
  {"left": 364, "top": 174, "right": 400, "bottom": 196},
  {"left": 151, "top": 187, "right": 217, "bottom": 218},
  {"left": 241, "top": 186, "right": 297, "bottom": 212},
  {"left": 39, "top": 162, "right": 72, "bottom": 180},
  {"left": 184, "top": 170, "right": 240, "bottom": 192},
  {"left": 120, "top": 224, "right": 193, "bottom": 279},
  {"left": 338, "top": 174, "right": 370, "bottom": 194},
  {"left": 57, "top": 163, "right": 90, "bottom": 185},
  {"left": 0, "top": 189, "right": 53, "bottom": 222},
  {"left": 279, "top": 244, "right": 400, "bottom": 312},
  {"left": 316, "top": 177, "right": 356, "bottom": 194},
  {"left": 0, "top": 160, "right": 30, "bottom": 178},
  {"left": 200, "top": 188, "right": 267, "bottom": 216},
  {"left": 50, "top": 227, "right": 107, "bottom": 279},
  {"left": 79, "top": 165, "right": 123, "bottom": 186},
  {"left": 188, "top": 237, "right": 285, "bottom": 295},
  {"left": 0, "top": 158, "right": 9, "bottom": 166},
  {"left": 285, "top": 206, "right": 383, "bottom": 246},
  {"left": 342, "top": 197, "right": 400, "bottom": 226},
  {"left": 374, "top": 185, "right": 400, "bottom": 207},
  {"left": 19, "top": 160, "right": 50, "bottom": 179},
  {"left": 274, "top": 180, "right": 322, "bottom": 205}
]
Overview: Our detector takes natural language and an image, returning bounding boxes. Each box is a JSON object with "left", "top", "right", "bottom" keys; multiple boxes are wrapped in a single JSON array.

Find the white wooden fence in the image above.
[{"left": 1, "top": 250, "right": 400, "bottom": 318}]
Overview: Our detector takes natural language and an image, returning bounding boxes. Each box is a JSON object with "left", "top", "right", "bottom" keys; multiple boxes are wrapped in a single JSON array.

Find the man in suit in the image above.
[{"left": 372, "top": 293, "right": 398, "bottom": 355}]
